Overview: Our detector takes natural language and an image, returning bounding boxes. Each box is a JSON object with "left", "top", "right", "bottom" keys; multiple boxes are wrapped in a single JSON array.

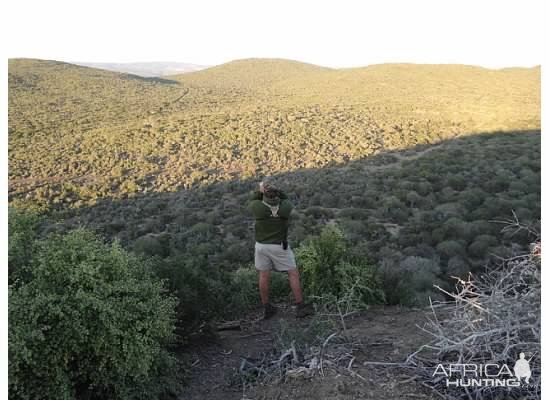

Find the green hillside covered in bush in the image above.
[{"left": 8, "top": 57, "right": 540, "bottom": 398}]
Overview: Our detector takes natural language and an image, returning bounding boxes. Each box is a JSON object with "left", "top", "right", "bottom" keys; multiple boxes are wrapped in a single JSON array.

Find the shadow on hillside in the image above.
[
  {"left": 49, "top": 129, "right": 540, "bottom": 260},
  {"left": 120, "top": 73, "right": 181, "bottom": 85}
]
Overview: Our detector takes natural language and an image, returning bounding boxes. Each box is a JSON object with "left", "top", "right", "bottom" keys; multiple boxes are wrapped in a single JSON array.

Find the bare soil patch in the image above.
[{"left": 179, "top": 304, "right": 439, "bottom": 400}]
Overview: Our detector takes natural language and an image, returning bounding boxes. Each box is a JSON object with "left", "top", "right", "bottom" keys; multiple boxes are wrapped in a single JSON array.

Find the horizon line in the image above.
[{"left": 8, "top": 56, "right": 541, "bottom": 71}]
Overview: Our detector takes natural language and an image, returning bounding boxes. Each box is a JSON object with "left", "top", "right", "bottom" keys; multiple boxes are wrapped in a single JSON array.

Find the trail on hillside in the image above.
[
  {"left": 179, "top": 304, "right": 438, "bottom": 400},
  {"left": 361, "top": 141, "right": 446, "bottom": 173}
]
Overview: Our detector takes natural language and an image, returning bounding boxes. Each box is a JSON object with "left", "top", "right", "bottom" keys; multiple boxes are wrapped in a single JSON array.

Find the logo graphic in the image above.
[
  {"left": 513, "top": 353, "right": 531, "bottom": 384},
  {"left": 434, "top": 352, "right": 535, "bottom": 388}
]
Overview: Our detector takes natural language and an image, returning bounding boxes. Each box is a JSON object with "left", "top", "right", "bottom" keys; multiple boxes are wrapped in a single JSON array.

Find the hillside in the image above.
[
  {"left": 172, "top": 58, "right": 333, "bottom": 90},
  {"left": 8, "top": 57, "right": 541, "bottom": 284},
  {"left": 9, "top": 58, "right": 183, "bottom": 134},
  {"left": 8, "top": 58, "right": 540, "bottom": 203}
]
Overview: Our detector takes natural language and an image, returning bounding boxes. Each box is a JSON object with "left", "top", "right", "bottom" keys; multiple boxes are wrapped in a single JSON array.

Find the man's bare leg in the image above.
[
  {"left": 259, "top": 270, "right": 277, "bottom": 319},
  {"left": 288, "top": 269, "right": 314, "bottom": 317},
  {"left": 287, "top": 269, "right": 303, "bottom": 304},
  {"left": 259, "top": 270, "right": 271, "bottom": 304}
]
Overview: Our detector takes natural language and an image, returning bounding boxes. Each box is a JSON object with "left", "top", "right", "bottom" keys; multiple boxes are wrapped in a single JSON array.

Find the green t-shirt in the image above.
[{"left": 248, "top": 190, "right": 293, "bottom": 244}]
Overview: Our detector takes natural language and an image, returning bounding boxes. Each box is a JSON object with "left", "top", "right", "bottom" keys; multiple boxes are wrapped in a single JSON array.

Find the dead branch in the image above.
[{"left": 405, "top": 249, "right": 539, "bottom": 399}]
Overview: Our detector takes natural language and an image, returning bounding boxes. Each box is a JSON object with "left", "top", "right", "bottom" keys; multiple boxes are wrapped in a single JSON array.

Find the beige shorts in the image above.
[{"left": 255, "top": 242, "right": 297, "bottom": 272}]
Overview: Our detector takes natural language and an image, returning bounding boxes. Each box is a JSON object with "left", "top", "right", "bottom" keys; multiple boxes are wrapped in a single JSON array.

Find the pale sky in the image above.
[{"left": 3, "top": 0, "right": 543, "bottom": 68}]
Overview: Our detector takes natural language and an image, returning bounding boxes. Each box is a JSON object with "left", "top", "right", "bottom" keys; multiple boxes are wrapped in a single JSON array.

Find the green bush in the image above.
[
  {"left": 153, "top": 255, "right": 229, "bottom": 323},
  {"left": 338, "top": 219, "right": 369, "bottom": 242},
  {"left": 436, "top": 240, "right": 466, "bottom": 261},
  {"left": 337, "top": 208, "right": 370, "bottom": 220},
  {"left": 405, "top": 190, "right": 422, "bottom": 208},
  {"left": 445, "top": 256, "right": 469, "bottom": 278},
  {"left": 378, "top": 257, "right": 415, "bottom": 305},
  {"left": 296, "top": 225, "right": 384, "bottom": 306},
  {"left": 8, "top": 208, "right": 42, "bottom": 284},
  {"left": 399, "top": 256, "right": 445, "bottom": 304},
  {"left": 304, "top": 206, "right": 334, "bottom": 219},
  {"left": 133, "top": 233, "right": 171, "bottom": 258},
  {"left": 468, "top": 234, "right": 499, "bottom": 258},
  {"left": 447, "top": 173, "right": 467, "bottom": 191},
  {"left": 9, "top": 228, "right": 181, "bottom": 400},
  {"left": 228, "top": 265, "right": 290, "bottom": 313},
  {"left": 381, "top": 195, "right": 408, "bottom": 222}
]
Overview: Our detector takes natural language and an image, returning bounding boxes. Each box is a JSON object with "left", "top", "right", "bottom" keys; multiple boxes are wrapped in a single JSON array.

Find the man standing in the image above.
[{"left": 248, "top": 179, "right": 314, "bottom": 319}]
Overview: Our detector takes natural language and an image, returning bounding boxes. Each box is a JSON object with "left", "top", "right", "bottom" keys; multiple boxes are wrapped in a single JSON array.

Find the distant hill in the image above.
[
  {"left": 8, "top": 58, "right": 185, "bottom": 137},
  {"left": 8, "top": 57, "right": 540, "bottom": 202},
  {"left": 171, "top": 58, "right": 332, "bottom": 89},
  {"left": 73, "top": 61, "right": 209, "bottom": 77}
]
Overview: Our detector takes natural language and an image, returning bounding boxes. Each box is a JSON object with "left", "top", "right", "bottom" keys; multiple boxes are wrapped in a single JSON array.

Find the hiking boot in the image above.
[
  {"left": 295, "top": 302, "right": 314, "bottom": 318},
  {"left": 263, "top": 303, "right": 277, "bottom": 319}
]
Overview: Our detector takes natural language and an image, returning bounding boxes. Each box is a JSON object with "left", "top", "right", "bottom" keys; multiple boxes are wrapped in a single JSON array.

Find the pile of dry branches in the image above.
[
  {"left": 239, "top": 283, "right": 368, "bottom": 389},
  {"left": 405, "top": 244, "right": 541, "bottom": 400},
  {"left": 239, "top": 332, "right": 362, "bottom": 387}
]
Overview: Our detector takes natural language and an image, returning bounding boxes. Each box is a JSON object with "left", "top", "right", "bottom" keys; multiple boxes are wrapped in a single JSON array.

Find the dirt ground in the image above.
[{"left": 178, "top": 304, "right": 440, "bottom": 400}]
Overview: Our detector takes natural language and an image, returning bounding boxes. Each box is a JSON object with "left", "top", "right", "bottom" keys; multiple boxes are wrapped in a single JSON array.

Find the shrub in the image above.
[
  {"left": 296, "top": 225, "right": 384, "bottom": 306},
  {"left": 447, "top": 173, "right": 466, "bottom": 191},
  {"left": 405, "top": 190, "right": 422, "bottom": 208},
  {"left": 153, "top": 255, "right": 229, "bottom": 323},
  {"left": 440, "top": 217, "right": 467, "bottom": 241},
  {"left": 445, "top": 256, "right": 469, "bottom": 278},
  {"left": 399, "top": 256, "right": 444, "bottom": 304},
  {"left": 463, "top": 220, "right": 497, "bottom": 241},
  {"left": 8, "top": 208, "right": 42, "bottom": 284},
  {"left": 352, "top": 190, "right": 378, "bottom": 208},
  {"left": 436, "top": 240, "right": 466, "bottom": 261},
  {"left": 457, "top": 188, "right": 486, "bottom": 211},
  {"left": 416, "top": 181, "right": 433, "bottom": 196},
  {"left": 381, "top": 195, "right": 407, "bottom": 222},
  {"left": 228, "top": 265, "right": 290, "bottom": 313},
  {"left": 378, "top": 258, "right": 415, "bottom": 305},
  {"left": 468, "top": 234, "right": 498, "bottom": 258},
  {"left": 223, "top": 242, "right": 250, "bottom": 264},
  {"left": 434, "top": 202, "right": 467, "bottom": 219},
  {"left": 304, "top": 206, "right": 334, "bottom": 219},
  {"left": 9, "top": 228, "right": 181, "bottom": 400},
  {"left": 319, "top": 193, "right": 338, "bottom": 208},
  {"left": 409, "top": 210, "right": 437, "bottom": 234},
  {"left": 336, "top": 261, "right": 385, "bottom": 305},
  {"left": 337, "top": 208, "right": 370, "bottom": 220},
  {"left": 133, "top": 233, "right": 170, "bottom": 258},
  {"left": 338, "top": 219, "right": 369, "bottom": 242},
  {"left": 296, "top": 225, "right": 346, "bottom": 297}
]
